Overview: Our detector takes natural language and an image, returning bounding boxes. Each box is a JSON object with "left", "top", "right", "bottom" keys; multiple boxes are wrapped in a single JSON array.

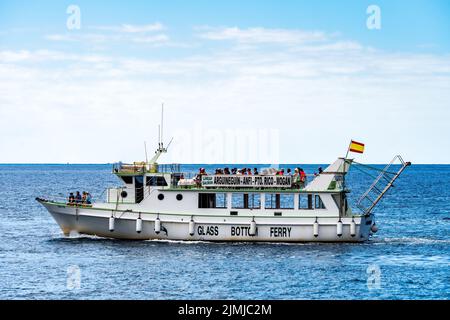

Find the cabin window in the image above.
[
  {"left": 248, "top": 194, "right": 261, "bottom": 209},
  {"left": 315, "top": 195, "right": 326, "bottom": 209},
  {"left": 198, "top": 193, "right": 227, "bottom": 209},
  {"left": 232, "top": 193, "right": 261, "bottom": 209},
  {"left": 146, "top": 176, "right": 168, "bottom": 187},
  {"left": 299, "top": 194, "right": 313, "bottom": 209},
  {"left": 266, "top": 194, "right": 294, "bottom": 209},
  {"left": 121, "top": 176, "right": 133, "bottom": 184},
  {"left": 265, "top": 194, "right": 277, "bottom": 209},
  {"left": 135, "top": 176, "right": 144, "bottom": 203},
  {"left": 280, "top": 194, "right": 294, "bottom": 209}
]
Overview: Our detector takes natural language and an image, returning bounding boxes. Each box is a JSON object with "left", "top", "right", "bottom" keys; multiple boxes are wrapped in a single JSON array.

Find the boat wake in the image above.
[{"left": 373, "top": 237, "right": 450, "bottom": 245}]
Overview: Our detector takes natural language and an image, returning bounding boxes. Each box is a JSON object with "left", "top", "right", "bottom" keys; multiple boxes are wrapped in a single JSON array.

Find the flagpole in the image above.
[{"left": 345, "top": 140, "right": 352, "bottom": 159}]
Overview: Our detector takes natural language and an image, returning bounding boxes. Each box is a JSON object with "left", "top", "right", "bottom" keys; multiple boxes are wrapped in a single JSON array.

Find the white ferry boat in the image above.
[{"left": 36, "top": 135, "right": 410, "bottom": 242}]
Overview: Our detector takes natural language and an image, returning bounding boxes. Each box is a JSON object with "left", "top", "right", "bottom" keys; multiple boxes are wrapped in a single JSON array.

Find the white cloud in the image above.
[
  {"left": 45, "top": 22, "right": 169, "bottom": 45},
  {"left": 197, "top": 26, "right": 328, "bottom": 44},
  {"left": 1, "top": 27, "right": 450, "bottom": 164},
  {"left": 131, "top": 34, "right": 170, "bottom": 44},
  {"left": 90, "top": 23, "right": 165, "bottom": 33}
]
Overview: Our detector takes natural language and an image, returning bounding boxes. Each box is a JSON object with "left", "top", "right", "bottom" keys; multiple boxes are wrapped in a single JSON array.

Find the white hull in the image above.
[{"left": 42, "top": 202, "right": 373, "bottom": 242}]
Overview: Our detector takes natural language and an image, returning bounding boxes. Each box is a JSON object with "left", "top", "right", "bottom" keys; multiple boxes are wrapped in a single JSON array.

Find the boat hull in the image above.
[{"left": 41, "top": 201, "right": 373, "bottom": 242}]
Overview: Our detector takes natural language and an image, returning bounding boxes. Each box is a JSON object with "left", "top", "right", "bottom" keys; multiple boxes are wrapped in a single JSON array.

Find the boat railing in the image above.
[
  {"left": 112, "top": 162, "right": 181, "bottom": 174},
  {"left": 36, "top": 194, "right": 96, "bottom": 206},
  {"left": 159, "top": 163, "right": 181, "bottom": 173},
  {"left": 173, "top": 173, "right": 315, "bottom": 190},
  {"left": 356, "top": 155, "right": 411, "bottom": 215}
]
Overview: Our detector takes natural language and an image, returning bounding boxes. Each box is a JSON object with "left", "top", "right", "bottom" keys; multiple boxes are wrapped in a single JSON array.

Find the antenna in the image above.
[
  {"left": 144, "top": 141, "right": 148, "bottom": 163},
  {"left": 158, "top": 125, "right": 161, "bottom": 149},
  {"left": 149, "top": 103, "right": 170, "bottom": 164},
  {"left": 161, "top": 103, "right": 164, "bottom": 146},
  {"left": 166, "top": 137, "right": 174, "bottom": 150}
]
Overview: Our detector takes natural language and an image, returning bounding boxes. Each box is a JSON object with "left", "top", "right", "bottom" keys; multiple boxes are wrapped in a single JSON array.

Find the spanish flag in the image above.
[{"left": 349, "top": 140, "right": 365, "bottom": 154}]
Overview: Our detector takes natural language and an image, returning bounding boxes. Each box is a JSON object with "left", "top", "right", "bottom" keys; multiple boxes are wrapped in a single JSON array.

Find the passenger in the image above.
[
  {"left": 277, "top": 169, "right": 284, "bottom": 176},
  {"left": 82, "top": 191, "right": 87, "bottom": 204},
  {"left": 318, "top": 167, "right": 323, "bottom": 174},
  {"left": 68, "top": 192, "right": 75, "bottom": 204},
  {"left": 293, "top": 168, "right": 301, "bottom": 188},
  {"left": 286, "top": 168, "right": 292, "bottom": 176},
  {"left": 231, "top": 168, "right": 237, "bottom": 175},
  {"left": 299, "top": 168, "right": 307, "bottom": 188},
  {"left": 75, "top": 191, "right": 82, "bottom": 204},
  {"left": 86, "top": 193, "right": 92, "bottom": 205},
  {"left": 224, "top": 167, "right": 230, "bottom": 175},
  {"left": 253, "top": 167, "right": 259, "bottom": 175},
  {"left": 247, "top": 168, "right": 252, "bottom": 175}
]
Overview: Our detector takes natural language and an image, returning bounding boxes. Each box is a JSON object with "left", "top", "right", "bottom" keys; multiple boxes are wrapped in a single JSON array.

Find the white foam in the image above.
[{"left": 374, "top": 237, "right": 450, "bottom": 245}]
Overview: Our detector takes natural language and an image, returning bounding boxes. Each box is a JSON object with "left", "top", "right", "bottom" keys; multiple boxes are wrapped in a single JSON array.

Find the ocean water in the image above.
[{"left": 0, "top": 163, "right": 448, "bottom": 300}]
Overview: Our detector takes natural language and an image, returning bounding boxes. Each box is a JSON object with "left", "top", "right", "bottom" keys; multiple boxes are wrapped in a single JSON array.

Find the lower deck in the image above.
[{"left": 39, "top": 199, "right": 373, "bottom": 242}]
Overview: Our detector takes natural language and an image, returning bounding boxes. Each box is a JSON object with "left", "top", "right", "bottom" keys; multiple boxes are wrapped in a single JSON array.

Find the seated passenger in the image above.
[
  {"left": 253, "top": 168, "right": 259, "bottom": 175},
  {"left": 82, "top": 191, "right": 87, "bottom": 203},
  {"left": 286, "top": 168, "right": 292, "bottom": 176},
  {"left": 68, "top": 192, "right": 75, "bottom": 204},
  {"left": 224, "top": 167, "right": 230, "bottom": 175},
  {"left": 247, "top": 168, "right": 252, "bottom": 175},
  {"left": 75, "top": 191, "right": 82, "bottom": 204},
  {"left": 85, "top": 193, "right": 92, "bottom": 205}
]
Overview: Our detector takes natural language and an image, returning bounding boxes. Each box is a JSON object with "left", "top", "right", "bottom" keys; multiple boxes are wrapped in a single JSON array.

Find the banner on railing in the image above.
[{"left": 201, "top": 175, "right": 292, "bottom": 188}]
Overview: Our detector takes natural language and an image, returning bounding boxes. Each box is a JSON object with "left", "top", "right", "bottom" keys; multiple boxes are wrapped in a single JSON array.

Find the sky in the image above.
[{"left": 0, "top": 0, "right": 449, "bottom": 164}]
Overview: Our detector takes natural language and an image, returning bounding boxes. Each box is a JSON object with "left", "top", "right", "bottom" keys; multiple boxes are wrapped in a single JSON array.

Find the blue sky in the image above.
[
  {"left": 0, "top": 0, "right": 449, "bottom": 163},
  {"left": 2, "top": 0, "right": 449, "bottom": 52}
]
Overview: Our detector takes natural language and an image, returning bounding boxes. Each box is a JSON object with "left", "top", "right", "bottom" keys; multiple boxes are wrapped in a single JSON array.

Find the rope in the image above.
[{"left": 351, "top": 160, "right": 398, "bottom": 176}]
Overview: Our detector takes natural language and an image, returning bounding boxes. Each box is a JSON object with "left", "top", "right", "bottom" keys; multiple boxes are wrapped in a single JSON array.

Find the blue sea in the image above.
[{"left": 0, "top": 163, "right": 448, "bottom": 300}]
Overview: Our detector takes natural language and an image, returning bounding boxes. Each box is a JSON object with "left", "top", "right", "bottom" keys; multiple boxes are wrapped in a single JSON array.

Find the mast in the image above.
[
  {"left": 149, "top": 103, "right": 168, "bottom": 165},
  {"left": 144, "top": 141, "right": 148, "bottom": 163},
  {"left": 161, "top": 103, "right": 164, "bottom": 148}
]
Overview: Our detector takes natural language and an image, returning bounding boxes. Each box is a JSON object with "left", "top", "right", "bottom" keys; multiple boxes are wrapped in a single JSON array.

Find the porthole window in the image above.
[
  {"left": 176, "top": 194, "right": 183, "bottom": 201},
  {"left": 158, "top": 193, "right": 164, "bottom": 201},
  {"left": 120, "top": 191, "right": 128, "bottom": 198}
]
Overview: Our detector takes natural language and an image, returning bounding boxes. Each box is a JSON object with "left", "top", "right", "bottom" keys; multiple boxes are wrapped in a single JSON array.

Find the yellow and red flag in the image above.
[{"left": 349, "top": 140, "right": 365, "bottom": 154}]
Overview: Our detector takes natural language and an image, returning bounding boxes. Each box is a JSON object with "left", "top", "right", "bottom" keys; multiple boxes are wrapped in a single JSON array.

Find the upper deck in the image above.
[{"left": 111, "top": 158, "right": 350, "bottom": 193}]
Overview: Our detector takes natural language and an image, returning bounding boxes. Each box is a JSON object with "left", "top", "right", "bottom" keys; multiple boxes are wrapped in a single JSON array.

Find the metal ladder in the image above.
[{"left": 356, "top": 155, "right": 411, "bottom": 215}]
